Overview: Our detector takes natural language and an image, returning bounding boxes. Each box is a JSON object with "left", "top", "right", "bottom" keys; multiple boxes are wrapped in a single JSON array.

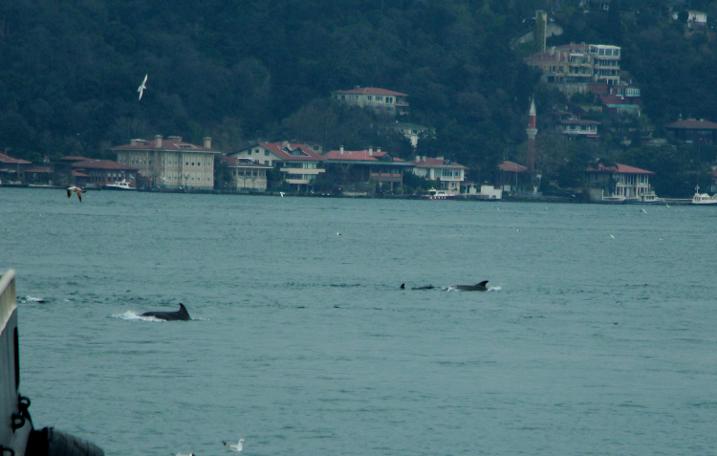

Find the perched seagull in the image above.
[
  {"left": 137, "top": 73, "right": 148, "bottom": 100},
  {"left": 66, "top": 186, "right": 83, "bottom": 202},
  {"left": 222, "top": 438, "right": 244, "bottom": 453}
]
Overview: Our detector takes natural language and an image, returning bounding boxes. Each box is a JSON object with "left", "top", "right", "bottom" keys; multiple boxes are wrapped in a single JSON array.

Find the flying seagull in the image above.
[
  {"left": 137, "top": 73, "right": 148, "bottom": 100},
  {"left": 222, "top": 438, "right": 244, "bottom": 453},
  {"left": 66, "top": 186, "right": 83, "bottom": 202}
]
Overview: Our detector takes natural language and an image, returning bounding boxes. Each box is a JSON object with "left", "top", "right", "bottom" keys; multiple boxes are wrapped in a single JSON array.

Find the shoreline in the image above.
[{"left": 1, "top": 183, "right": 696, "bottom": 205}]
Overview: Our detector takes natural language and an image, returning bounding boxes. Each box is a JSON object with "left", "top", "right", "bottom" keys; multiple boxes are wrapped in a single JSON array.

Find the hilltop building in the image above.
[
  {"left": 332, "top": 87, "right": 409, "bottom": 116},
  {"left": 525, "top": 42, "right": 621, "bottom": 95},
  {"left": 113, "top": 135, "right": 220, "bottom": 191},
  {"left": 230, "top": 141, "right": 325, "bottom": 191},
  {"left": 665, "top": 118, "right": 717, "bottom": 144}
]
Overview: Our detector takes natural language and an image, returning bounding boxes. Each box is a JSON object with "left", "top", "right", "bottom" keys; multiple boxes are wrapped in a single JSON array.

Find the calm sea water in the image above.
[{"left": 2, "top": 187, "right": 717, "bottom": 455}]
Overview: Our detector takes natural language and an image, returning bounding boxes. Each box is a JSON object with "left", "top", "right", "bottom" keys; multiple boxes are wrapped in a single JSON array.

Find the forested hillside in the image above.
[{"left": 1, "top": 0, "right": 716, "bottom": 193}]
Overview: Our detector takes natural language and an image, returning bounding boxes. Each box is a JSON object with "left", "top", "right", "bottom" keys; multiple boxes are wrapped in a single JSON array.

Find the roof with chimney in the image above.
[
  {"left": 256, "top": 142, "right": 324, "bottom": 162},
  {"left": 112, "top": 136, "right": 219, "bottom": 153},
  {"left": 323, "top": 148, "right": 410, "bottom": 166}
]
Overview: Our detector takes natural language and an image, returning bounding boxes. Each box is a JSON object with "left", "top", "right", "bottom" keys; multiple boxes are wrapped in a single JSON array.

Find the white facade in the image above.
[
  {"left": 114, "top": 136, "right": 219, "bottom": 190},
  {"left": 412, "top": 156, "right": 466, "bottom": 193}
]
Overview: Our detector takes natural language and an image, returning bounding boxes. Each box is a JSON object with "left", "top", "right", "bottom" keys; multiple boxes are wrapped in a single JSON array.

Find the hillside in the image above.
[{"left": 1, "top": 0, "right": 716, "bottom": 194}]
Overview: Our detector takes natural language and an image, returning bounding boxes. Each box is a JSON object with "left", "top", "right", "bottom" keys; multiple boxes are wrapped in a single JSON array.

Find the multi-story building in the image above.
[
  {"left": 332, "top": 87, "right": 409, "bottom": 116},
  {"left": 218, "top": 156, "right": 272, "bottom": 192},
  {"left": 230, "top": 141, "right": 325, "bottom": 191},
  {"left": 113, "top": 135, "right": 219, "bottom": 191},
  {"left": 525, "top": 42, "right": 621, "bottom": 94},
  {"left": 665, "top": 118, "right": 717, "bottom": 145},
  {"left": 323, "top": 146, "right": 411, "bottom": 195},
  {"left": 411, "top": 156, "right": 466, "bottom": 194},
  {"left": 586, "top": 162, "right": 656, "bottom": 202}
]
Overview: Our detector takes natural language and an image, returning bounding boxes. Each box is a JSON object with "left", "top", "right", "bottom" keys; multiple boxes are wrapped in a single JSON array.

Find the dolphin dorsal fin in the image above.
[{"left": 477, "top": 280, "right": 489, "bottom": 288}]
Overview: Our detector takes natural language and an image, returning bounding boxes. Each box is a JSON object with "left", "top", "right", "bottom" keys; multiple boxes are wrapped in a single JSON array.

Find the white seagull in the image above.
[
  {"left": 279, "top": 191, "right": 285, "bottom": 198},
  {"left": 137, "top": 73, "right": 148, "bottom": 100},
  {"left": 222, "top": 438, "right": 244, "bottom": 453},
  {"left": 175, "top": 452, "right": 195, "bottom": 456},
  {"left": 66, "top": 186, "right": 83, "bottom": 202}
]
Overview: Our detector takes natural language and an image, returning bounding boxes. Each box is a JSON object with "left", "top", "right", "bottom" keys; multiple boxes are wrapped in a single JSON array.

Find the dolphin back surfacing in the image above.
[
  {"left": 141, "top": 303, "right": 191, "bottom": 321},
  {"left": 454, "top": 280, "right": 489, "bottom": 291}
]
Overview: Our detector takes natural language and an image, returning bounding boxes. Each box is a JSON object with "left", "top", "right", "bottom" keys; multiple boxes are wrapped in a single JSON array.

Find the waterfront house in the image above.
[
  {"left": 322, "top": 147, "right": 411, "bottom": 195},
  {"left": 70, "top": 159, "right": 138, "bottom": 189},
  {"left": 0, "top": 152, "right": 31, "bottom": 185},
  {"left": 585, "top": 162, "right": 656, "bottom": 202},
  {"left": 411, "top": 156, "right": 466, "bottom": 194},
  {"left": 113, "top": 135, "right": 220, "bottom": 191},
  {"left": 230, "top": 141, "right": 325, "bottom": 191},
  {"left": 497, "top": 160, "right": 531, "bottom": 194},
  {"left": 665, "top": 118, "right": 717, "bottom": 145},
  {"left": 218, "top": 156, "right": 272, "bottom": 192},
  {"left": 332, "top": 87, "right": 410, "bottom": 116}
]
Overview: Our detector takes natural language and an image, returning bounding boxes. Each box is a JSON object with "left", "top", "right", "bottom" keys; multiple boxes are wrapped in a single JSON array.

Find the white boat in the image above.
[
  {"left": 423, "top": 188, "right": 455, "bottom": 200},
  {"left": 103, "top": 179, "right": 136, "bottom": 190},
  {"left": 692, "top": 192, "right": 717, "bottom": 205},
  {"left": 691, "top": 185, "right": 717, "bottom": 205}
]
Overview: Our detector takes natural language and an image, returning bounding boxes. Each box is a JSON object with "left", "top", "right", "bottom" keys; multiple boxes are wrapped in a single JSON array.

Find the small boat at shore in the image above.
[
  {"left": 691, "top": 185, "right": 717, "bottom": 205},
  {"left": 691, "top": 192, "right": 717, "bottom": 205},
  {"left": 103, "top": 179, "right": 136, "bottom": 190},
  {"left": 423, "top": 188, "right": 455, "bottom": 200}
]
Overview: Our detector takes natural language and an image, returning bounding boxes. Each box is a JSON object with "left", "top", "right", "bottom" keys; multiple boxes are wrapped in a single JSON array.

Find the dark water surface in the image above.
[{"left": 2, "top": 187, "right": 716, "bottom": 455}]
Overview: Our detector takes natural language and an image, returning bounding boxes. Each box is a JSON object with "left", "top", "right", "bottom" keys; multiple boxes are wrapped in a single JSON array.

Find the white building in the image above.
[
  {"left": 560, "top": 118, "right": 600, "bottom": 138},
  {"left": 230, "top": 141, "right": 325, "bottom": 191},
  {"left": 219, "top": 156, "right": 272, "bottom": 192},
  {"left": 333, "top": 87, "right": 409, "bottom": 116},
  {"left": 113, "top": 135, "right": 219, "bottom": 190},
  {"left": 411, "top": 156, "right": 466, "bottom": 194},
  {"left": 586, "top": 162, "right": 657, "bottom": 202}
]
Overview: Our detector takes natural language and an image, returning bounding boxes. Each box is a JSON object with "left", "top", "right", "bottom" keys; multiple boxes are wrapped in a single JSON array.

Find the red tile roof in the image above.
[
  {"left": 666, "top": 118, "right": 717, "bottom": 130},
  {"left": 587, "top": 162, "right": 654, "bottom": 175},
  {"left": 72, "top": 170, "right": 90, "bottom": 177},
  {"left": 335, "top": 87, "right": 408, "bottom": 97},
  {"left": 498, "top": 160, "right": 528, "bottom": 173},
  {"left": 71, "top": 159, "right": 137, "bottom": 171},
  {"left": 61, "top": 155, "right": 92, "bottom": 162},
  {"left": 324, "top": 148, "right": 407, "bottom": 164},
  {"left": 259, "top": 142, "right": 324, "bottom": 161},
  {"left": 0, "top": 152, "right": 31, "bottom": 165},
  {"left": 413, "top": 156, "right": 466, "bottom": 169}
]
